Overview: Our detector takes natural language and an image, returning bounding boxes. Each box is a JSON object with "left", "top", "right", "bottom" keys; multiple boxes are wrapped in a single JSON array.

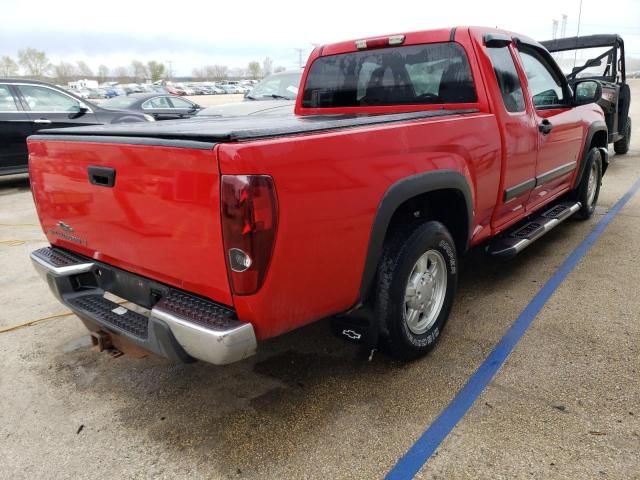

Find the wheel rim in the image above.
[
  {"left": 404, "top": 249, "right": 447, "bottom": 335},
  {"left": 586, "top": 160, "right": 598, "bottom": 206}
]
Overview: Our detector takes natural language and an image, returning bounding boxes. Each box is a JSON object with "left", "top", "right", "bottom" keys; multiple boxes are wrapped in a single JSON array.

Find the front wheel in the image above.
[
  {"left": 375, "top": 221, "right": 458, "bottom": 361},
  {"left": 573, "top": 147, "right": 603, "bottom": 220},
  {"left": 614, "top": 118, "right": 631, "bottom": 155}
]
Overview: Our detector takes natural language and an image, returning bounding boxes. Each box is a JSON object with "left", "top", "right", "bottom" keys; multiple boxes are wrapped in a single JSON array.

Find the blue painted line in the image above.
[{"left": 387, "top": 177, "right": 640, "bottom": 480}]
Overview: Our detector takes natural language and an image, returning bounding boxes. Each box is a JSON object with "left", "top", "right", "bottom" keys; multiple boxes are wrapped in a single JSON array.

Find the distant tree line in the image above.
[{"left": 0, "top": 48, "right": 287, "bottom": 83}]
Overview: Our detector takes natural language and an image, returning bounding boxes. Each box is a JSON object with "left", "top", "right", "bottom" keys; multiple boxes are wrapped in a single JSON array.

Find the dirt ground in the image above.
[{"left": 0, "top": 81, "right": 638, "bottom": 480}]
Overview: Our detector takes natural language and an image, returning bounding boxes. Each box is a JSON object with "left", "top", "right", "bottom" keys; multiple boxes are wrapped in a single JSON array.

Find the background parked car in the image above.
[
  {"left": 100, "top": 93, "right": 202, "bottom": 120},
  {"left": 0, "top": 79, "right": 154, "bottom": 176},
  {"left": 87, "top": 88, "right": 108, "bottom": 99},
  {"left": 198, "top": 70, "right": 302, "bottom": 117},
  {"left": 219, "top": 84, "right": 242, "bottom": 94}
]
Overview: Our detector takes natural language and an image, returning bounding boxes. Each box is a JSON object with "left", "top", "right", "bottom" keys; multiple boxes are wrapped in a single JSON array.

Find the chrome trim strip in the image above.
[
  {"left": 503, "top": 161, "right": 578, "bottom": 202},
  {"left": 535, "top": 161, "right": 577, "bottom": 186},
  {"left": 504, "top": 177, "right": 536, "bottom": 202}
]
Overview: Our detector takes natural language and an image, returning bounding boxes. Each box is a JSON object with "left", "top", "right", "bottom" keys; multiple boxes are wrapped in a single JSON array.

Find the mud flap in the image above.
[{"left": 330, "top": 307, "right": 379, "bottom": 350}]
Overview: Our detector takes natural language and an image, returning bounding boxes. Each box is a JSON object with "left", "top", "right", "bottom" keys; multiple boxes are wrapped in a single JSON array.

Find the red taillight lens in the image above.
[{"left": 220, "top": 175, "right": 278, "bottom": 295}]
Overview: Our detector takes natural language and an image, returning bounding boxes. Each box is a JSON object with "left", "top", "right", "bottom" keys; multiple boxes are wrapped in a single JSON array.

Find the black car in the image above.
[
  {"left": 541, "top": 34, "right": 632, "bottom": 154},
  {"left": 100, "top": 93, "right": 202, "bottom": 121},
  {"left": 0, "top": 79, "right": 153, "bottom": 176}
]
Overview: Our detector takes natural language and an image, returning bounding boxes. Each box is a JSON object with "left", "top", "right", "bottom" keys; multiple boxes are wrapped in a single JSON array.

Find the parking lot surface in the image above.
[{"left": 1, "top": 82, "right": 639, "bottom": 479}]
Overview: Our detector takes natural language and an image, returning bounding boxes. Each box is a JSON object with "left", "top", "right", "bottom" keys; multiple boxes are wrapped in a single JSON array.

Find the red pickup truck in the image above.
[{"left": 28, "top": 27, "right": 608, "bottom": 365}]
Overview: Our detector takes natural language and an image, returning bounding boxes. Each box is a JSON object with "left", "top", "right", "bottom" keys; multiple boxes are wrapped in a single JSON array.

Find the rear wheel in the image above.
[
  {"left": 614, "top": 117, "right": 631, "bottom": 155},
  {"left": 573, "top": 147, "right": 603, "bottom": 220},
  {"left": 375, "top": 221, "right": 458, "bottom": 361}
]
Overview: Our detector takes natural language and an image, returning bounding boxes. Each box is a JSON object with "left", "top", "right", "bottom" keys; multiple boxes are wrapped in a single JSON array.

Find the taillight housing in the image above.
[{"left": 220, "top": 175, "right": 278, "bottom": 295}]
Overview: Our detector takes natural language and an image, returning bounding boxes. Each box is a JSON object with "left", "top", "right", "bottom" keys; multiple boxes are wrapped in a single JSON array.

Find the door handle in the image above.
[
  {"left": 88, "top": 166, "right": 116, "bottom": 187},
  {"left": 33, "top": 119, "right": 52, "bottom": 124},
  {"left": 538, "top": 119, "right": 553, "bottom": 135}
]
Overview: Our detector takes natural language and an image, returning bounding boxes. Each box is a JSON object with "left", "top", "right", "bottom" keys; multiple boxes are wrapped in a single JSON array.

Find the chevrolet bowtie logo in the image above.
[
  {"left": 342, "top": 329, "right": 362, "bottom": 340},
  {"left": 57, "top": 221, "right": 74, "bottom": 233}
]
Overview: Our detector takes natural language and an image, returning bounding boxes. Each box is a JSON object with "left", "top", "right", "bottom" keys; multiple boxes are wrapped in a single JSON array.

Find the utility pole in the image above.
[
  {"left": 573, "top": 0, "right": 584, "bottom": 69},
  {"left": 294, "top": 48, "right": 305, "bottom": 69},
  {"left": 166, "top": 60, "right": 174, "bottom": 82}
]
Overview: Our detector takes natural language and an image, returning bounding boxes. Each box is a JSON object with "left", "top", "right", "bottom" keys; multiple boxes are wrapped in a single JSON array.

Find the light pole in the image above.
[{"left": 166, "top": 60, "right": 174, "bottom": 82}]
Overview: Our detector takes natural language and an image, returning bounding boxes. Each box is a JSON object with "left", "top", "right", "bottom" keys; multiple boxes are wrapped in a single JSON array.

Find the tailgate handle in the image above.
[{"left": 88, "top": 166, "right": 116, "bottom": 187}]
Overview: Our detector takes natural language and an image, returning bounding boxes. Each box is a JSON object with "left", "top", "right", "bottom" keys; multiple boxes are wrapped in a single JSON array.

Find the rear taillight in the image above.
[{"left": 220, "top": 175, "right": 278, "bottom": 295}]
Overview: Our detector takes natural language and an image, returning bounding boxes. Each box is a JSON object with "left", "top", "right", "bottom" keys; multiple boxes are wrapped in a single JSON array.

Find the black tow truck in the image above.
[{"left": 541, "top": 34, "right": 632, "bottom": 154}]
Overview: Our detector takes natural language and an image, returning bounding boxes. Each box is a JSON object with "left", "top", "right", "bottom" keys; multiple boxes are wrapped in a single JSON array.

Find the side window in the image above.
[
  {"left": 169, "top": 97, "right": 194, "bottom": 109},
  {"left": 487, "top": 47, "right": 525, "bottom": 113},
  {"left": 518, "top": 49, "right": 566, "bottom": 107},
  {"left": 16, "top": 85, "right": 81, "bottom": 112},
  {"left": 0, "top": 85, "right": 19, "bottom": 111},
  {"left": 143, "top": 97, "right": 172, "bottom": 109}
]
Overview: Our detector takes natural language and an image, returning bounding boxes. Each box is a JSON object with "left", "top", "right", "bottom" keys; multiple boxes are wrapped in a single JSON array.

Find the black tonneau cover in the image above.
[{"left": 31, "top": 109, "right": 478, "bottom": 147}]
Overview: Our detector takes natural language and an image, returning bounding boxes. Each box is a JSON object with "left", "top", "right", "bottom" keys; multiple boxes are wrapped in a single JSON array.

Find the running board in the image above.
[{"left": 486, "top": 201, "right": 581, "bottom": 259}]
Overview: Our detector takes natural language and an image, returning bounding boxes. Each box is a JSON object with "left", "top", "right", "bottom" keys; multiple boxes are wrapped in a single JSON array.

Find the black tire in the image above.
[
  {"left": 375, "top": 221, "right": 458, "bottom": 361},
  {"left": 614, "top": 117, "right": 631, "bottom": 155},
  {"left": 573, "top": 147, "right": 603, "bottom": 220}
]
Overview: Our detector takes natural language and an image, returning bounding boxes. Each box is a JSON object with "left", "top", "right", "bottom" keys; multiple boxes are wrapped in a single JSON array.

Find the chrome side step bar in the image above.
[{"left": 486, "top": 201, "right": 581, "bottom": 259}]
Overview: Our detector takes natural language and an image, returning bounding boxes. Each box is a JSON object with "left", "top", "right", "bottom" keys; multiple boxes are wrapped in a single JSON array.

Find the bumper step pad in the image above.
[
  {"left": 68, "top": 294, "right": 149, "bottom": 339},
  {"left": 154, "top": 290, "right": 238, "bottom": 331},
  {"left": 32, "top": 247, "right": 87, "bottom": 268}
]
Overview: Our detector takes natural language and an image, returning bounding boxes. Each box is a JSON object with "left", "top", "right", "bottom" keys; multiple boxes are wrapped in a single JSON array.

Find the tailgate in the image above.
[{"left": 28, "top": 137, "right": 233, "bottom": 306}]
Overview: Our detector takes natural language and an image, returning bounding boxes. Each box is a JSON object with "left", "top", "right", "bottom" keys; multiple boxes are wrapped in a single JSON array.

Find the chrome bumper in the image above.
[{"left": 30, "top": 247, "right": 257, "bottom": 365}]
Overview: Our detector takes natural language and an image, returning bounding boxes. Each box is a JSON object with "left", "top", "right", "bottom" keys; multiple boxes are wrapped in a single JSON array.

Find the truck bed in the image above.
[{"left": 31, "top": 109, "right": 478, "bottom": 144}]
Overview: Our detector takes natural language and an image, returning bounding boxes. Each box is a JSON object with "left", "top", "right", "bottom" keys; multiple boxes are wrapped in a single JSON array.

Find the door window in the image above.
[
  {"left": 16, "top": 85, "right": 81, "bottom": 112},
  {"left": 0, "top": 85, "right": 19, "bottom": 111},
  {"left": 142, "top": 96, "right": 172, "bottom": 109},
  {"left": 518, "top": 49, "right": 566, "bottom": 107},
  {"left": 169, "top": 97, "right": 195, "bottom": 109},
  {"left": 487, "top": 47, "right": 525, "bottom": 112}
]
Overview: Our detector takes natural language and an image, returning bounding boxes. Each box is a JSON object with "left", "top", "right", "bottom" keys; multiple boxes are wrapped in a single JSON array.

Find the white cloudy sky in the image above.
[{"left": 1, "top": 0, "right": 639, "bottom": 75}]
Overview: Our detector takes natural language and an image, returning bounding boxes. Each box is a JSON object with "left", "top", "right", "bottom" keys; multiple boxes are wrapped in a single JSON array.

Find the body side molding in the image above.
[{"left": 536, "top": 161, "right": 577, "bottom": 186}]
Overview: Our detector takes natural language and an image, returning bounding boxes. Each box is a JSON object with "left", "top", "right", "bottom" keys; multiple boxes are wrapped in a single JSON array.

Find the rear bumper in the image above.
[{"left": 30, "top": 247, "right": 256, "bottom": 365}]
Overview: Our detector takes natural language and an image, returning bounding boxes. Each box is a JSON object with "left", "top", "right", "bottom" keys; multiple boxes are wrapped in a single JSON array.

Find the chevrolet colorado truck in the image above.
[{"left": 28, "top": 27, "right": 608, "bottom": 365}]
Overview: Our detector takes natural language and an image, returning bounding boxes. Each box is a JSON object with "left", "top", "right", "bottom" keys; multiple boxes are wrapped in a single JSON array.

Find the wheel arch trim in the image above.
[
  {"left": 575, "top": 120, "right": 608, "bottom": 187},
  {"left": 358, "top": 169, "right": 473, "bottom": 301}
]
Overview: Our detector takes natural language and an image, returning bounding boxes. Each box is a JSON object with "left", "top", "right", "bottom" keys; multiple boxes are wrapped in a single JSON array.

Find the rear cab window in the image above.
[{"left": 302, "top": 42, "right": 477, "bottom": 108}]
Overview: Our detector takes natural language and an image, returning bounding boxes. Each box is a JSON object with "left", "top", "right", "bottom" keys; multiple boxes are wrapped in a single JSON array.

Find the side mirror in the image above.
[
  {"left": 573, "top": 80, "right": 602, "bottom": 106},
  {"left": 69, "top": 105, "right": 89, "bottom": 119}
]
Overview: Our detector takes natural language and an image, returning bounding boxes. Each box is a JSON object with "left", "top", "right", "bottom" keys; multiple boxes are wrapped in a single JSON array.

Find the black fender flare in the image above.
[
  {"left": 575, "top": 120, "right": 608, "bottom": 187},
  {"left": 358, "top": 170, "right": 473, "bottom": 301}
]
